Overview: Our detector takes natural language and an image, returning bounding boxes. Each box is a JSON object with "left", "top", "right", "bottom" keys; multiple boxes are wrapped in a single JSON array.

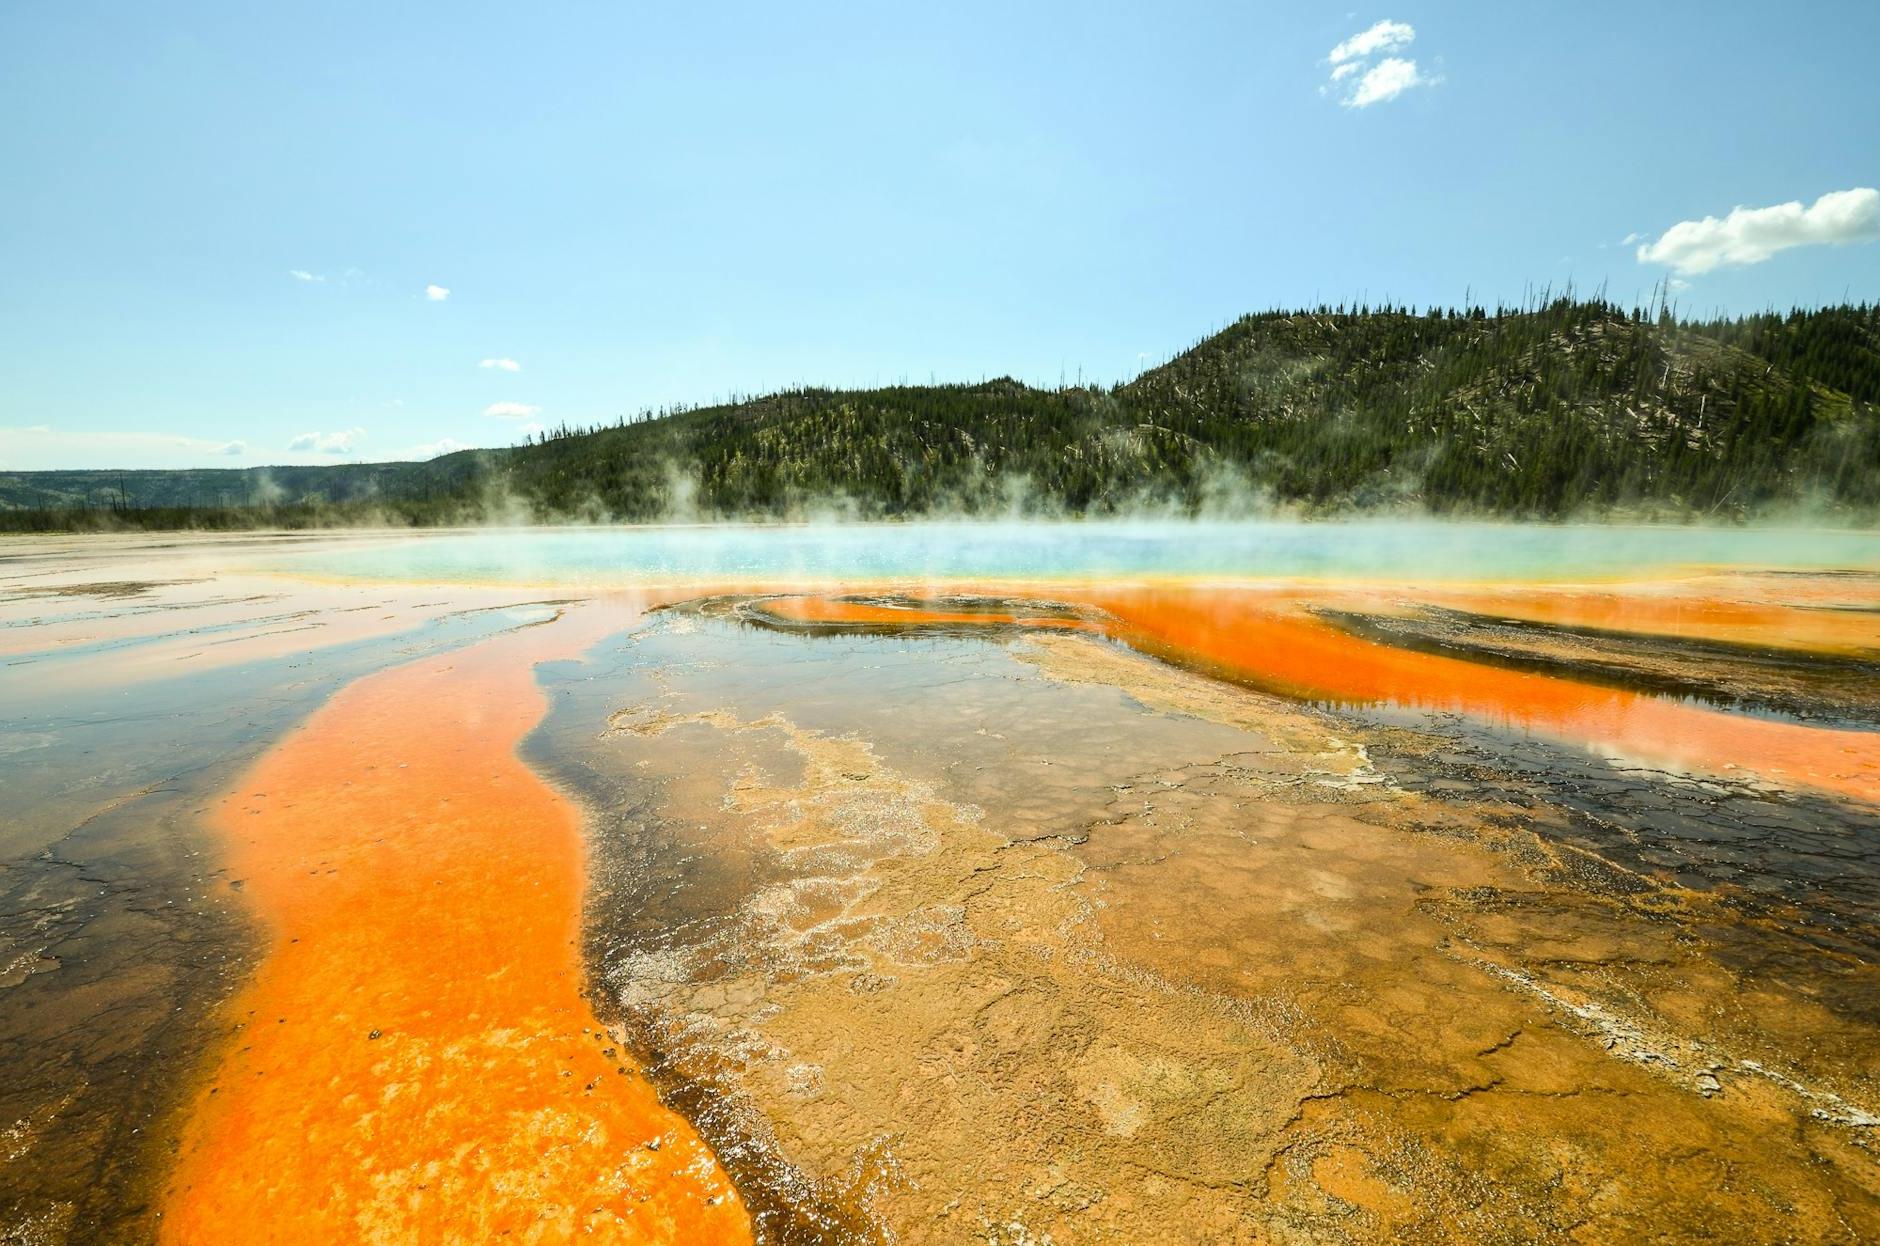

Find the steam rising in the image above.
[{"left": 267, "top": 519, "right": 1880, "bottom": 589}]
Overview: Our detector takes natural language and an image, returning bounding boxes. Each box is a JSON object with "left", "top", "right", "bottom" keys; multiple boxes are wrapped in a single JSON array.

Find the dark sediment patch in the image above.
[
  {"left": 1319, "top": 605, "right": 1880, "bottom": 727},
  {"left": 1349, "top": 706, "right": 1880, "bottom": 1010},
  {"left": 0, "top": 580, "right": 188, "bottom": 602},
  {"left": 666, "top": 591, "right": 1100, "bottom": 642}
]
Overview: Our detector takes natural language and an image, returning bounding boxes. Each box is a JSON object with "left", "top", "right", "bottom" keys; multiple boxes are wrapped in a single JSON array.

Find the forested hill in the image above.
[{"left": 6, "top": 300, "right": 1879, "bottom": 529}]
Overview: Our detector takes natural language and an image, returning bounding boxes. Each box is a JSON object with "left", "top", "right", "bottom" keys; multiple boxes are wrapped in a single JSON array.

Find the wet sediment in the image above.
[
  {"left": 532, "top": 599, "right": 1880, "bottom": 1243},
  {"left": 6, "top": 542, "right": 1880, "bottom": 1244}
]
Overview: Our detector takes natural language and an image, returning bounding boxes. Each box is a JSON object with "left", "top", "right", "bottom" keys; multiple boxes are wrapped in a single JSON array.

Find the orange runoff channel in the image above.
[
  {"left": 1073, "top": 587, "right": 1880, "bottom": 805},
  {"left": 760, "top": 586, "right": 1880, "bottom": 806},
  {"left": 161, "top": 603, "right": 753, "bottom": 1245}
]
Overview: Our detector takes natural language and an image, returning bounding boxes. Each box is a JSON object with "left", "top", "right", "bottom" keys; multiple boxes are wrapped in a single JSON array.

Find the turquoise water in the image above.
[{"left": 255, "top": 521, "right": 1880, "bottom": 586}]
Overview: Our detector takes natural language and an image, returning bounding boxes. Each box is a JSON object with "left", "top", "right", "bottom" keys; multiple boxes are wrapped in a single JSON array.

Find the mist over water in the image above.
[{"left": 256, "top": 519, "right": 1880, "bottom": 586}]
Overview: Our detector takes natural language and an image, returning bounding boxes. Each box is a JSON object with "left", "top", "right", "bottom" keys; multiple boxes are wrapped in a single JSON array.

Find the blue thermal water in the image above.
[{"left": 254, "top": 520, "right": 1880, "bottom": 586}]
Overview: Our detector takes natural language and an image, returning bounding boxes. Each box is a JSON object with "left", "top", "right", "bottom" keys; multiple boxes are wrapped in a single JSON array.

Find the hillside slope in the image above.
[
  {"left": 6, "top": 301, "right": 1877, "bottom": 527},
  {"left": 0, "top": 458, "right": 479, "bottom": 512},
  {"left": 1122, "top": 300, "right": 1880, "bottom": 515},
  {"left": 476, "top": 299, "right": 1880, "bottom": 520}
]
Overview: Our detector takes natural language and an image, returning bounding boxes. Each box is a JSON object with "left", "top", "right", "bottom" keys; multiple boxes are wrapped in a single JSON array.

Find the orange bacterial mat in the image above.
[{"left": 161, "top": 604, "right": 752, "bottom": 1245}]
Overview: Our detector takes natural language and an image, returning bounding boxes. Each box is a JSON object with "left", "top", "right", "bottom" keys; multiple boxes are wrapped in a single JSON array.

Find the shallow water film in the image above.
[{"left": 3, "top": 525, "right": 1879, "bottom": 1245}]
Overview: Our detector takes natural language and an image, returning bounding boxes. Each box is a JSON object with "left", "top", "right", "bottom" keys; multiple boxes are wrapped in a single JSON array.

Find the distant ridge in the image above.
[{"left": 6, "top": 300, "right": 1878, "bottom": 529}]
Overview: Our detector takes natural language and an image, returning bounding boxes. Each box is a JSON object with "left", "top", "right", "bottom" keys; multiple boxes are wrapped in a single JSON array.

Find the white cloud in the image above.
[
  {"left": 288, "top": 269, "right": 325, "bottom": 283},
  {"left": 1346, "top": 57, "right": 1435, "bottom": 108},
  {"left": 1329, "top": 19, "right": 1415, "bottom": 65},
  {"left": 425, "top": 284, "right": 451, "bottom": 301},
  {"left": 1619, "top": 232, "right": 1643, "bottom": 246},
  {"left": 286, "top": 427, "right": 365, "bottom": 455},
  {"left": 1324, "top": 20, "right": 1439, "bottom": 108},
  {"left": 484, "top": 401, "right": 542, "bottom": 419},
  {"left": 479, "top": 357, "right": 522, "bottom": 372},
  {"left": 214, "top": 441, "right": 246, "bottom": 456},
  {"left": 1636, "top": 187, "right": 1880, "bottom": 276}
]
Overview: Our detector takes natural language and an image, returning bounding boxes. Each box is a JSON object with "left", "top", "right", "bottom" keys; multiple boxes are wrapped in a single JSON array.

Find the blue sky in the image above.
[{"left": 2, "top": 1, "right": 1877, "bottom": 470}]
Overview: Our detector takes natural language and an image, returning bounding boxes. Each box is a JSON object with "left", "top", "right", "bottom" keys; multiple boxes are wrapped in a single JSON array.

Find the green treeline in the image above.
[{"left": 5, "top": 300, "right": 1878, "bottom": 531}]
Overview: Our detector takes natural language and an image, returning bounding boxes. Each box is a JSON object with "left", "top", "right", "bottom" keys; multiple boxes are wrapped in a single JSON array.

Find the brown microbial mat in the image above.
[{"left": 2, "top": 532, "right": 1877, "bottom": 1245}]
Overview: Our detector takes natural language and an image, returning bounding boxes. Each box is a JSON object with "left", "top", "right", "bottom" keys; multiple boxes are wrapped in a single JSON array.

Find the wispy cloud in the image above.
[
  {"left": 1637, "top": 187, "right": 1880, "bottom": 276},
  {"left": 214, "top": 440, "right": 246, "bottom": 456},
  {"left": 286, "top": 427, "right": 365, "bottom": 455},
  {"left": 290, "top": 267, "right": 366, "bottom": 287},
  {"left": 1323, "top": 19, "right": 1441, "bottom": 108},
  {"left": 483, "top": 401, "right": 541, "bottom": 419},
  {"left": 479, "top": 357, "right": 522, "bottom": 372},
  {"left": 425, "top": 284, "right": 451, "bottom": 301},
  {"left": 1328, "top": 19, "right": 1415, "bottom": 65}
]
